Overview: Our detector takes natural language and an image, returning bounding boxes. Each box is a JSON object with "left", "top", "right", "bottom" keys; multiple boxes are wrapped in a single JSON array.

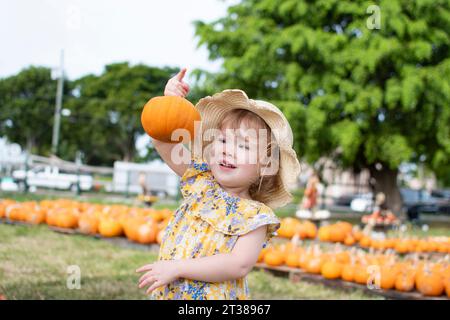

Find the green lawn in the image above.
[{"left": 0, "top": 223, "right": 379, "bottom": 300}]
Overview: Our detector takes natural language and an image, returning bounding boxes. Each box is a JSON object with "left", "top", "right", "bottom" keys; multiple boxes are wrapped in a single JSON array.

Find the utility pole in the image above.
[{"left": 51, "top": 50, "right": 65, "bottom": 156}]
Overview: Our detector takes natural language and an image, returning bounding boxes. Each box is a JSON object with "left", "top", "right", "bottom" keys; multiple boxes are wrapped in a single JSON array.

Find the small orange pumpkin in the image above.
[
  {"left": 285, "top": 252, "right": 300, "bottom": 268},
  {"left": 141, "top": 96, "right": 200, "bottom": 143},
  {"left": 353, "top": 264, "right": 369, "bottom": 285},
  {"left": 416, "top": 270, "right": 444, "bottom": 297},
  {"left": 380, "top": 267, "right": 397, "bottom": 290},
  {"left": 264, "top": 249, "right": 285, "bottom": 267},
  {"left": 78, "top": 215, "right": 99, "bottom": 234},
  {"left": 98, "top": 218, "right": 123, "bottom": 237},
  {"left": 136, "top": 220, "right": 158, "bottom": 244},
  {"left": 321, "top": 261, "right": 343, "bottom": 279},
  {"left": 395, "top": 272, "right": 415, "bottom": 292},
  {"left": 341, "top": 264, "right": 356, "bottom": 282}
]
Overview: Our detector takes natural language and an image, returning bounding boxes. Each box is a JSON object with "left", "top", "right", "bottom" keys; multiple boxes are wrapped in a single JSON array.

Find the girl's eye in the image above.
[
  {"left": 219, "top": 138, "right": 226, "bottom": 144},
  {"left": 238, "top": 144, "right": 250, "bottom": 150}
]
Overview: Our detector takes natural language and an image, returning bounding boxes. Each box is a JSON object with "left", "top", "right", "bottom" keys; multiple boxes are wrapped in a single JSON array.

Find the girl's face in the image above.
[{"left": 207, "top": 122, "right": 267, "bottom": 193}]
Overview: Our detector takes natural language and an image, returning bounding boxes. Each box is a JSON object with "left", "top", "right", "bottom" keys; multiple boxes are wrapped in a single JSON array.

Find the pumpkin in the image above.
[
  {"left": 141, "top": 96, "right": 200, "bottom": 143},
  {"left": 55, "top": 209, "right": 78, "bottom": 229},
  {"left": 156, "top": 229, "right": 165, "bottom": 245},
  {"left": 136, "top": 221, "right": 158, "bottom": 244},
  {"left": 302, "top": 221, "right": 317, "bottom": 239},
  {"left": 344, "top": 235, "right": 356, "bottom": 246},
  {"left": 45, "top": 209, "right": 58, "bottom": 226},
  {"left": 98, "top": 218, "right": 123, "bottom": 237},
  {"left": 321, "top": 261, "right": 343, "bottom": 279},
  {"left": 318, "top": 226, "right": 331, "bottom": 242},
  {"left": 359, "top": 236, "right": 371, "bottom": 248},
  {"left": 78, "top": 215, "right": 99, "bottom": 234},
  {"left": 395, "top": 272, "right": 415, "bottom": 292},
  {"left": 353, "top": 264, "right": 369, "bottom": 285},
  {"left": 6, "top": 205, "right": 25, "bottom": 221},
  {"left": 335, "top": 251, "right": 350, "bottom": 264},
  {"left": 299, "top": 253, "right": 312, "bottom": 270},
  {"left": 305, "top": 256, "right": 323, "bottom": 274},
  {"left": 341, "top": 264, "right": 356, "bottom": 282},
  {"left": 264, "top": 250, "right": 285, "bottom": 266},
  {"left": 444, "top": 277, "right": 450, "bottom": 298},
  {"left": 379, "top": 267, "right": 397, "bottom": 290},
  {"left": 329, "top": 226, "right": 346, "bottom": 243},
  {"left": 395, "top": 240, "right": 411, "bottom": 254},
  {"left": 285, "top": 252, "right": 300, "bottom": 268},
  {"left": 25, "top": 209, "right": 46, "bottom": 224},
  {"left": 416, "top": 270, "right": 444, "bottom": 297}
]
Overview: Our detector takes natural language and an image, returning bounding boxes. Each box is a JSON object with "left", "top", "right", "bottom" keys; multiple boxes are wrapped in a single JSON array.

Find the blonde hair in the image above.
[{"left": 204, "top": 109, "right": 282, "bottom": 205}]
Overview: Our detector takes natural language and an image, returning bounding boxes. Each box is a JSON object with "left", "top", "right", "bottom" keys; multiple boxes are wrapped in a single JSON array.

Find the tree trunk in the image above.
[{"left": 368, "top": 164, "right": 403, "bottom": 215}]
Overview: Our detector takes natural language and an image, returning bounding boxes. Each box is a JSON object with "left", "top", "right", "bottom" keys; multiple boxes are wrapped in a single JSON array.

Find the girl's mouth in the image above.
[{"left": 219, "top": 161, "right": 237, "bottom": 170}]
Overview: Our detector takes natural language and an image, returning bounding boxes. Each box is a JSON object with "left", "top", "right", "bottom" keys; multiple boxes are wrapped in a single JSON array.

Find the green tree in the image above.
[
  {"left": 194, "top": 0, "right": 450, "bottom": 213},
  {"left": 0, "top": 66, "right": 73, "bottom": 155}
]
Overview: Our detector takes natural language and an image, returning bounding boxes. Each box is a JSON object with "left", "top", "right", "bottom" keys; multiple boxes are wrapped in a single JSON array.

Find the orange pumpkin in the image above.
[
  {"left": 285, "top": 252, "right": 300, "bottom": 268},
  {"left": 341, "top": 264, "right": 356, "bottom": 282},
  {"left": 329, "top": 226, "right": 346, "bottom": 243},
  {"left": 156, "top": 229, "right": 165, "bottom": 245},
  {"left": 318, "top": 226, "right": 331, "bottom": 242},
  {"left": 380, "top": 267, "right": 397, "bottom": 290},
  {"left": 344, "top": 235, "right": 356, "bottom": 246},
  {"left": 264, "top": 250, "right": 284, "bottom": 267},
  {"left": 141, "top": 96, "right": 200, "bottom": 143},
  {"left": 444, "top": 277, "right": 450, "bottom": 298},
  {"left": 305, "top": 256, "right": 323, "bottom": 274},
  {"left": 78, "top": 215, "right": 99, "bottom": 234},
  {"left": 56, "top": 209, "right": 78, "bottom": 229},
  {"left": 98, "top": 218, "right": 123, "bottom": 237},
  {"left": 302, "top": 220, "right": 317, "bottom": 239},
  {"left": 353, "top": 264, "right": 369, "bottom": 285},
  {"left": 416, "top": 270, "right": 444, "bottom": 297},
  {"left": 321, "top": 261, "right": 343, "bottom": 279},
  {"left": 26, "top": 209, "right": 46, "bottom": 224},
  {"left": 395, "top": 272, "right": 415, "bottom": 292},
  {"left": 136, "top": 221, "right": 158, "bottom": 244},
  {"left": 359, "top": 236, "right": 372, "bottom": 248}
]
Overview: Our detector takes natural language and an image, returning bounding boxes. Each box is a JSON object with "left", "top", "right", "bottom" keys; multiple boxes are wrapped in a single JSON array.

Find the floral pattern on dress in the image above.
[{"left": 151, "top": 155, "right": 280, "bottom": 300}]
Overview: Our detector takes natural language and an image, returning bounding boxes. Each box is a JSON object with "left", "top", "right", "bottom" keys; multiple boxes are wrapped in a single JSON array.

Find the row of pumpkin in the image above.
[
  {"left": 259, "top": 242, "right": 450, "bottom": 298},
  {"left": 0, "top": 199, "right": 172, "bottom": 244},
  {"left": 277, "top": 217, "right": 450, "bottom": 254}
]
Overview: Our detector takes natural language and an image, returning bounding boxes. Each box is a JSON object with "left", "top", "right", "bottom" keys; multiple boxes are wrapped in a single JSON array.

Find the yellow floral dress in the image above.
[{"left": 151, "top": 155, "right": 280, "bottom": 300}]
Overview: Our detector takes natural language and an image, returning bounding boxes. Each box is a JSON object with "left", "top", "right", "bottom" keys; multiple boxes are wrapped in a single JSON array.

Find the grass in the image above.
[{"left": 0, "top": 223, "right": 379, "bottom": 300}]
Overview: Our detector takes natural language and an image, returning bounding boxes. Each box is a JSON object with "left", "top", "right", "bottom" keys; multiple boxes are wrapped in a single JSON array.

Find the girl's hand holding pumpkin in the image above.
[
  {"left": 136, "top": 260, "right": 181, "bottom": 294},
  {"left": 164, "top": 67, "right": 190, "bottom": 97}
]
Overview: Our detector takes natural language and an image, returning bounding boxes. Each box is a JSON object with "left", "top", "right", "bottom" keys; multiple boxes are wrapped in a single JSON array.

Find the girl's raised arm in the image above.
[{"left": 151, "top": 68, "right": 191, "bottom": 177}]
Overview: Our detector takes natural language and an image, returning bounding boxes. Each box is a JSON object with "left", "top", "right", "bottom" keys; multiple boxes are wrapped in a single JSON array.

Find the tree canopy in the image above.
[{"left": 194, "top": 0, "right": 450, "bottom": 211}]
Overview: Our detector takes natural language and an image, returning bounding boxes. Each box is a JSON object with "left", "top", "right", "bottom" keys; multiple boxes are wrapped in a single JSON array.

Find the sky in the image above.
[{"left": 0, "top": 0, "right": 232, "bottom": 80}]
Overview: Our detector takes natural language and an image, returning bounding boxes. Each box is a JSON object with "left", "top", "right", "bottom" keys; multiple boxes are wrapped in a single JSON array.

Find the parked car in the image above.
[
  {"left": 349, "top": 188, "right": 450, "bottom": 218},
  {"left": 350, "top": 193, "right": 374, "bottom": 212},
  {"left": 12, "top": 166, "right": 93, "bottom": 192},
  {"left": 0, "top": 177, "right": 19, "bottom": 192}
]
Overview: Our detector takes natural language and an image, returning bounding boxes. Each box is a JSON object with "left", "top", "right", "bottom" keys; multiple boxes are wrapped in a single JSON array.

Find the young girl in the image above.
[{"left": 136, "top": 68, "right": 301, "bottom": 300}]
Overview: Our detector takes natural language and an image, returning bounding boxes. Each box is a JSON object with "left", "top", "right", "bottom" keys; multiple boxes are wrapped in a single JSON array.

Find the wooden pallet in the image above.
[
  {"left": 254, "top": 263, "right": 448, "bottom": 300},
  {"left": 274, "top": 237, "right": 449, "bottom": 259}
]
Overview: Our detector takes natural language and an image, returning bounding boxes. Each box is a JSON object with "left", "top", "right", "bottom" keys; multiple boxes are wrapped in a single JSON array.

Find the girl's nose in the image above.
[{"left": 222, "top": 140, "right": 235, "bottom": 157}]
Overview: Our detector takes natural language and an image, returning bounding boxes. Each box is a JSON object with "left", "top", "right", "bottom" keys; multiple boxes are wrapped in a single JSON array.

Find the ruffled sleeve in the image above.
[
  {"left": 180, "top": 154, "right": 213, "bottom": 199},
  {"left": 191, "top": 192, "right": 281, "bottom": 249}
]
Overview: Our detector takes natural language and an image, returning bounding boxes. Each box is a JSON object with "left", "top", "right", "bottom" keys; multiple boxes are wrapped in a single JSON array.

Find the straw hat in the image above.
[{"left": 194, "top": 89, "right": 301, "bottom": 209}]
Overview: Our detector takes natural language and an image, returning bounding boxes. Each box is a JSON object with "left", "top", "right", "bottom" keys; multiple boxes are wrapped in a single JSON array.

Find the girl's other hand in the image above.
[
  {"left": 164, "top": 67, "right": 190, "bottom": 97},
  {"left": 136, "top": 260, "right": 180, "bottom": 294}
]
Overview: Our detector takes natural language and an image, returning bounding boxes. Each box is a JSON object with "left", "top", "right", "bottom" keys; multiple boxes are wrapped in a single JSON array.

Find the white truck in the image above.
[
  {"left": 108, "top": 160, "right": 179, "bottom": 197},
  {"left": 12, "top": 166, "right": 93, "bottom": 192}
]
